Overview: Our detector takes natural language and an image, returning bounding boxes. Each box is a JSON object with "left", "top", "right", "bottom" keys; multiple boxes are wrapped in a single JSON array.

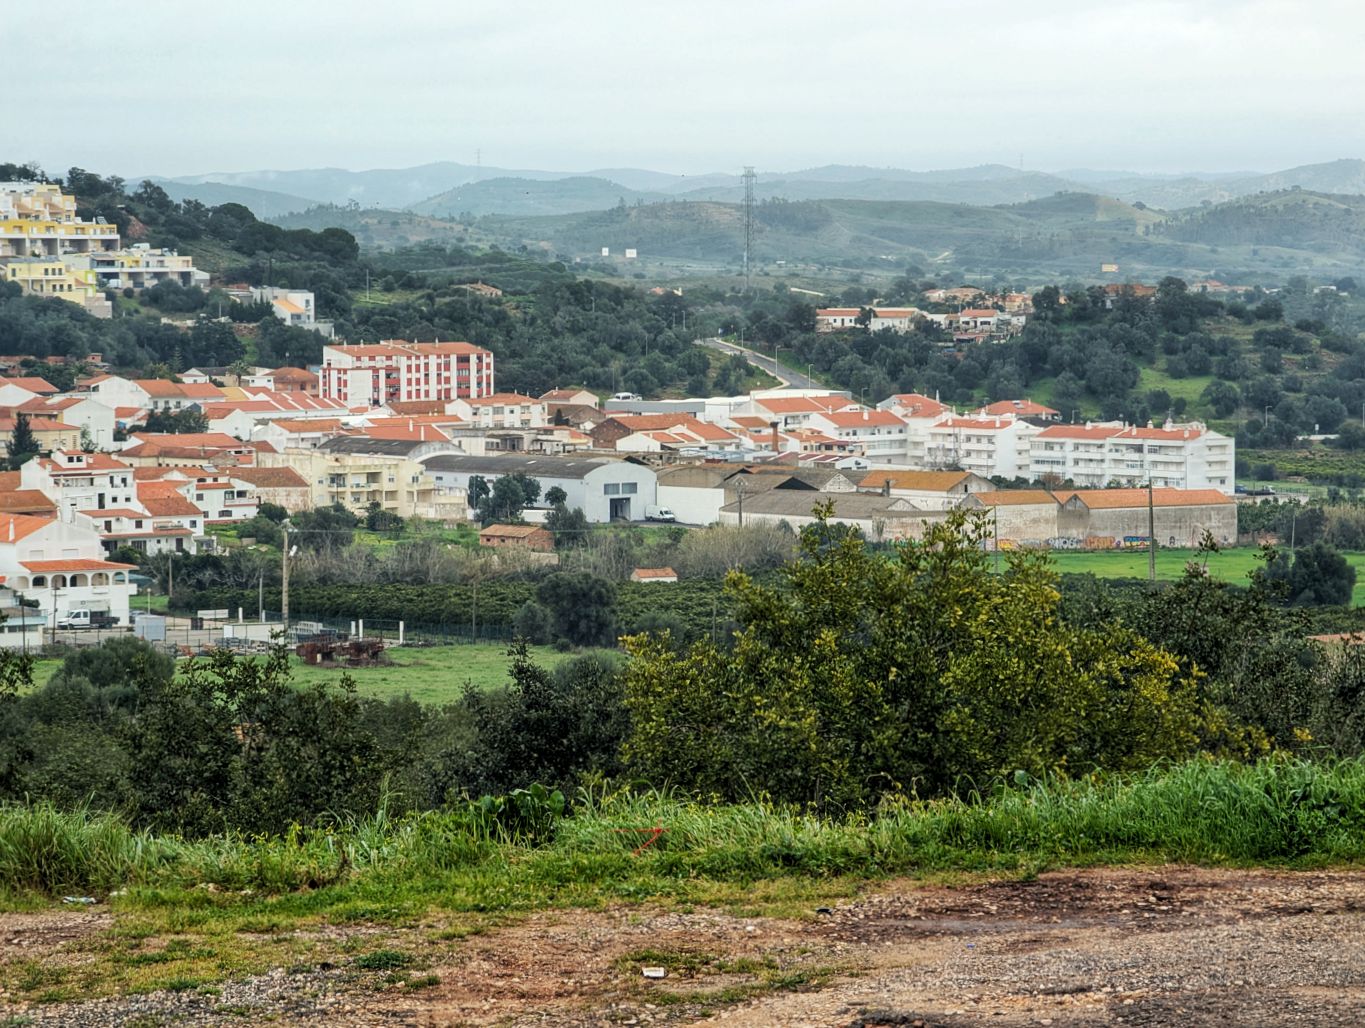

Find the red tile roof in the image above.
[
  {"left": 21, "top": 559, "right": 136, "bottom": 573},
  {"left": 1056, "top": 489, "right": 1234, "bottom": 509}
]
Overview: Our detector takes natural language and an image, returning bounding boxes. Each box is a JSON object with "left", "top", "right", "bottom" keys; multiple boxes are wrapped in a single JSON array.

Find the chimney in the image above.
[
  {"left": 769, "top": 421, "right": 780, "bottom": 453},
  {"left": 882, "top": 478, "right": 891, "bottom": 497}
]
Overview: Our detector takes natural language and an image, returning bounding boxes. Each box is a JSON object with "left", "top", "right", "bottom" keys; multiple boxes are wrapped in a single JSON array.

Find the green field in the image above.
[
  {"left": 287, "top": 642, "right": 589, "bottom": 704},
  {"left": 1137, "top": 365, "right": 1215, "bottom": 410},
  {"left": 29, "top": 642, "right": 594, "bottom": 705},
  {"left": 1046, "top": 546, "right": 1365, "bottom": 607}
]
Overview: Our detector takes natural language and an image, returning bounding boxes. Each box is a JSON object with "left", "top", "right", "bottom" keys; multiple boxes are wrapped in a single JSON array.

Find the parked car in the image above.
[{"left": 645, "top": 504, "right": 677, "bottom": 522}]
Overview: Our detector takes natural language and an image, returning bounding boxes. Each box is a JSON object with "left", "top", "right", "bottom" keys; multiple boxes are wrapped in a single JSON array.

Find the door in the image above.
[{"left": 609, "top": 497, "right": 631, "bottom": 521}]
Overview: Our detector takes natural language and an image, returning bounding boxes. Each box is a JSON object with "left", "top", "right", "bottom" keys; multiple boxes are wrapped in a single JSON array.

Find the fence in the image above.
[{"left": 37, "top": 608, "right": 518, "bottom": 658}]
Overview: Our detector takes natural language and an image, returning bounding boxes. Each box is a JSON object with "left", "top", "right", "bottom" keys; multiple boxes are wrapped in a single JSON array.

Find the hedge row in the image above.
[{"left": 180, "top": 578, "right": 734, "bottom": 639}]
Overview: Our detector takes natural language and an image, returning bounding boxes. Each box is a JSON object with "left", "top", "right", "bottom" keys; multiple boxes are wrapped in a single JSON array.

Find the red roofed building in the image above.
[
  {"left": 805, "top": 409, "right": 909, "bottom": 462},
  {"left": 0, "top": 512, "right": 137, "bottom": 627},
  {"left": 924, "top": 414, "right": 1042, "bottom": 479},
  {"left": 1030, "top": 421, "right": 1234, "bottom": 492},
  {"left": 319, "top": 340, "right": 496, "bottom": 407},
  {"left": 977, "top": 399, "right": 1061, "bottom": 421}
]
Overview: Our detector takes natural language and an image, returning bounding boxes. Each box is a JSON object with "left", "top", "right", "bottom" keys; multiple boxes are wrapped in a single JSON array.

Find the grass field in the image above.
[
  {"left": 287, "top": 642, "right": 590, "bottom": 704},
  {"left": 1137, "top": 365, "right": 1214, "bottom": 410},
  {"left": 28, "top": 642, "right": 593, "bottom": 705},
  {"left": 1046, "top": 546, "right": 1365, "bottom": 607}
]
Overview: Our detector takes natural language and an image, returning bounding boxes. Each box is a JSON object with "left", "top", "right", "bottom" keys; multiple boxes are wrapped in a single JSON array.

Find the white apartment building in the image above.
[
  {"left": 877, "top": 393, "right": 954, "bottom": 465},
  {"left": 0, "top": 513, "right": 136, "bottom": 628},
  {"left": 319, "top": 341, "right": 496, "bottom": 407},
  {"left": 20, "top": 450, "right": 138, "bottom": 519},
  {"left": 923, "top": 415, "right": 1041, "bottom": 480},
  {"left": 805, "top": 409, "right": 910, "bottom": 463},
  {"left": 1029, "top": 422, "right": 1235, "bottom": 493},
  {"left": 65, "top": 245, "right": 210, "bottom": 291}
]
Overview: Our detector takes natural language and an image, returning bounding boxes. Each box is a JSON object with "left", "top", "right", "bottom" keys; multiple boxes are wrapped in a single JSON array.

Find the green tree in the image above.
[
  {"left": 476, "top": 474, "right": 541, "bottom": 525},
  {"left": 428, "top": 644, "right": 627, "bottom": 797},
  {"left": 143, "top": 407, "right": 209, "bottom": 434},
  {"left": 537, "top": 572, "right": 617, "bottom": 646},
  {"left": 6, "top": 413, "right": 39, "bottom": 469},
  {"left": 545, "top": 504, "right": 590, "bottom": 548},
  {"left": 624, "top": 509, "right": 1204, "bottom": 809}
]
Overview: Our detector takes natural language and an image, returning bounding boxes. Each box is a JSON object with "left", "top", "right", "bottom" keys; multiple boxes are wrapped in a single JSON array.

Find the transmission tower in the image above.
[{"left": 742, "top": 166, "right": 756, "bottom": 292}]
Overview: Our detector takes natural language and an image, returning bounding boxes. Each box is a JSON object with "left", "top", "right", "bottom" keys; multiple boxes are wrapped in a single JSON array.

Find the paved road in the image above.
[{"left": 697, "top": 336, "right": 823, "bottom": 390}]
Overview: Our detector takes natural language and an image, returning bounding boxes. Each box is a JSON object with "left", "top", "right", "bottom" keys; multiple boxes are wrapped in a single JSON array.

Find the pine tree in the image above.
[{"left": 6, "top": 412, "right": 39, "bottom": 470}]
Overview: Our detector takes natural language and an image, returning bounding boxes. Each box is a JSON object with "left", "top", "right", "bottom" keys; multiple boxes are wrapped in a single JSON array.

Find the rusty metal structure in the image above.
[{"left": 295, "top": 637, "right": 386, "bottom": 667}]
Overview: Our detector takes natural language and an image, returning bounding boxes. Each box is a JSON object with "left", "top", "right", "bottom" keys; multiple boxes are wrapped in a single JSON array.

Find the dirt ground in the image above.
[{"left": 8, "top": 866, "right": 1365, "bottom": 1026}]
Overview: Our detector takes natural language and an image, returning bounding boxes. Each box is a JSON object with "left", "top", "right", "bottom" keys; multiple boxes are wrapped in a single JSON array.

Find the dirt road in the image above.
[{"left": 9, "top": 866, "right": 1365, "bottom": 1026}]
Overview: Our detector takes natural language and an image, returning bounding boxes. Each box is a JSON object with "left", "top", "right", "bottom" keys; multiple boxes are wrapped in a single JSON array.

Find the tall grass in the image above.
[{"left": 2, "top": 759, "right": 1362, "bottom": 900}]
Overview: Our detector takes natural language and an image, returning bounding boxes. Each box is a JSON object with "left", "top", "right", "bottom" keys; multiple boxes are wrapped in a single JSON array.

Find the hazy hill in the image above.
[
  {"left": 472, "top": 189, "right": 1365, "bottom": 278},
  {"left": 679, "top": 170, "right": 1084, "bottom": 206},
  {"left": 149, "top": 157, "right": 1365, "bottom": 220},
  {"left": 1156, "top": 189, "right": 1365, "bottom": 255},
  {"left": 1088, "top": 159, "right": 1365, "bottom": 210},
  {"left": 153, "top": 180, "right": 319, "bottom": 218},
  {"left": 163, "top": 162, "right": 560, "bottom": 209},
  {"left": 410, "top": 176, "right": 668, "bottom": 218}
]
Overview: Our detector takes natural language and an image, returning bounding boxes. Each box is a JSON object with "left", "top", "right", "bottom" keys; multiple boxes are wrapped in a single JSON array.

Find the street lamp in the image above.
[{"left": 807, "top": 363, "right": 814, "bottom": 386}]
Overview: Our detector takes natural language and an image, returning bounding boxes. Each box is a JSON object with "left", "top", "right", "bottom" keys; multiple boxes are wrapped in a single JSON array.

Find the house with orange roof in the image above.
[
  {"left": 1029, "top": 421, "right": 1234, "bottom": 492},
  {"left": 19, "top": 394, "right": 116, "bottom": 448},
  {"left": 228, "top": 466, "right": 312, "bottom": 512},
  {"left": 977, "top": 399, "right": 1061, "bottom": 422},
  {"left": 119, "top": 432, "right": 260, "bottom": 468},
  {"left": 876, "top": 393, "right": 955, "bottom": 463},
  {"left": 20, "top": 450, "right": 137, "bottom": 519},
  {"left": 0, "top": 377, "right": 57, "bottom": 406},
  {"left": 478, "top": 523, "right": 555, "bottom": 553},
  {"left": 249, "top": 418, "right": 349, "bottom": 452},
  {"left": 591, "top": 413, "right": 740, "bottom": 453},
  {"left": 0, "top": 512, "right": 137, "bottom": 627},
  {"left": 0, "top": 411, "right": 80, "bottom": 453},
  {"left": 246, "top": 287, "right": 335, "bottom": 339},
  {"left": 446, "top": 392, "right": 548, "bottom": 429},
  {"left": 630, "top": 566, "right": 678, "bottom": 584},
  {"left": 857, "top": 469, "right": 993, "bottom": 509},
  {"left": 814, "top": 307, "right": 863, "bottom": 332},
  {"left": 539, "top": 387, "right": 598, "bottom": 410},
  {"left": 804, "top": 409, "right": 909, "bottom": 463}
]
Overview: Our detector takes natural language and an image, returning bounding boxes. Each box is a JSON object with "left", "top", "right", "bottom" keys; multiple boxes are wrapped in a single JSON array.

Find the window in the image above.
[
  {"left": 622, "top": 482, "right": 638, "bottom": 495},
  {"left": 604, "top": 483, "right": 621, "bottom": 495}
]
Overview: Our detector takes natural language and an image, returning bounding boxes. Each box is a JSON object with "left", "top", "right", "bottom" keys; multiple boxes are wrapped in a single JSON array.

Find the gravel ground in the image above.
[{"left": 6, "top": 866, "right": 1365, "bottom": 1026}]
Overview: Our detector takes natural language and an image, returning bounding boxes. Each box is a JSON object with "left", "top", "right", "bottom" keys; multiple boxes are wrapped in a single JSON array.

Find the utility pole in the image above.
[
  {"left": 736, "top": 477, "right": 745, "bottom": 528},
  {"left": 1147, "top": 479, "right": 1156, "bottom": 583},
  {"left": 742, "top": 166, "right": 756, "bottom": 293},
  {"left": 281, "top": 523, "right": 290, "bottom": 629}
]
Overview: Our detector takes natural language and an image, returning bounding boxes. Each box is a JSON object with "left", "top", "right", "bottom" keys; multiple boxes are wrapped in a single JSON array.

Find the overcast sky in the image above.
[{"left": 12, "top": 1, "right": 1364, "bottom": 178}]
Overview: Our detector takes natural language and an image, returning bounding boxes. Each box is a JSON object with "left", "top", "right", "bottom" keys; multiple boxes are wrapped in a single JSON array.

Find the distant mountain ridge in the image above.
[{"left": 147, "top": 157, "right": 1365, "bottom": 224}]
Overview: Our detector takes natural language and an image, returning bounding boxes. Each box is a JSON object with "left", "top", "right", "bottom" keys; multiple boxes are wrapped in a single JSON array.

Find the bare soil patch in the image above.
[{"left": 7, "top": 866, "right": 1365, "bottom": 1026}]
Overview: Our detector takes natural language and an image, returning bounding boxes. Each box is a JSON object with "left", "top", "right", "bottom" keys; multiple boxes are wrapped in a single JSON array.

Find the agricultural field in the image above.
[
  {"left": 27, "top": 642, "right": 590, "bottom": 705},
  {"left": 1046, "top": 545, "right": 1365, "bottom": 607},
  {"left": 286, "top": 641, "right": 589, "bottom": 704}
]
